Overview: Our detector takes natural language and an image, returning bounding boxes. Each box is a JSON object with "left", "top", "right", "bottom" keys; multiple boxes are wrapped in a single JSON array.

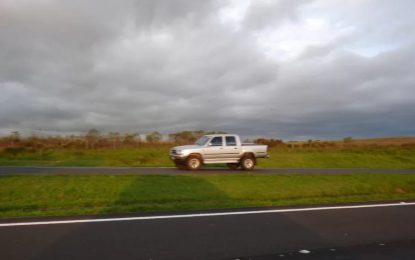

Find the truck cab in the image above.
[{"left": 170, "top": 134, "right": 268, "bottom": 170}]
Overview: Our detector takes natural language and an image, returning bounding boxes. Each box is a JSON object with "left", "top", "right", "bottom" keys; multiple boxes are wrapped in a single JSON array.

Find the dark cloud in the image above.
[{"left": 0, "top": 0, "right": 414, "bottom": 139}]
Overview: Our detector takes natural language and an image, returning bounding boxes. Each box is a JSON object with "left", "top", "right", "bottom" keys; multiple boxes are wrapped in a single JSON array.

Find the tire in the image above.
[
  {"left": 227, "top": 163, "right": 240, "bottom": 170},
  {"left": 186, "top": 155, "right": 202, "bottom": 170},
  {"left": 240, "top": 155, "right": 255, "bottom": 170}
]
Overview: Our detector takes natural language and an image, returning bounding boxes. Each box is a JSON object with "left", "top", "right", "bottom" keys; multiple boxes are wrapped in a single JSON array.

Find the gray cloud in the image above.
[
  {"left": 242, "top": 0, "right": 311, "bottom": 30},
  {"left": 0, "top": 0, "right": 414, "bottom": 139}
]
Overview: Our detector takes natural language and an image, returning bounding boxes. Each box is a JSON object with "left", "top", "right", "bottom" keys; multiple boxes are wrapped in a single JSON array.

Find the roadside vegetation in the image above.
[
  {"left": 1, "top": 173, "right": 415, "bottom": 218},
  {"left": 1, "top": 131, "right": 415, "bottom": 168},
  {"left": 2, "top": 146, "right": 415, "bottom": 169}
]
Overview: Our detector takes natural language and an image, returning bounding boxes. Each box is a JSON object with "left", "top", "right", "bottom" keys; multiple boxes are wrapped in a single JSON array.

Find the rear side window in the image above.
[
  {"left": 210, "top": 136, "right": 223, "bottom": 146},
  {"left": 226, "top": 136, "right": 236, "bottom": 146}
]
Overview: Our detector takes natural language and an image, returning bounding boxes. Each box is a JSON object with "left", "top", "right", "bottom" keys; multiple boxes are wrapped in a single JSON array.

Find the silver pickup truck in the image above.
[{"left": 170, "top": 134, "right": 268, "bottom": 170}]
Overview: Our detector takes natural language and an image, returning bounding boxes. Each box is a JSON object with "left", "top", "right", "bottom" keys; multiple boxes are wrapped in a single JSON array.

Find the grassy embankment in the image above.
[
  {"left": 1, "top": 173, "right": 415, "bottom": 218},
  {"left": 1, "top": 146, "right": 415, "bottom": 168}
]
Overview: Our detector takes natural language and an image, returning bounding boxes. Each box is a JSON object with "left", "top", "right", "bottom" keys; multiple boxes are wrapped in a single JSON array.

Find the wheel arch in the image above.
[
  {"left": 240, "top": 152, "right": 256, "bottom": 164},
  {"left": 188, "top": 153, "right": 204, "bottom": 163}
]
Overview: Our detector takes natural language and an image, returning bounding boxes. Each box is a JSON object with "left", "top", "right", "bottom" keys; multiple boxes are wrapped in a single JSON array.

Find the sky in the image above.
[{"left": 1, "top": 0, "right": 414, "bottom": 140}]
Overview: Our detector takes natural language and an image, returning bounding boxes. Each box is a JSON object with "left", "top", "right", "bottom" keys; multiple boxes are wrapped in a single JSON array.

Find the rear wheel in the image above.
[
  {"left": 240, "top": 155, "right": 255, "bottom": 170},
  {"left": 186, "top": 155, "right": 202, "bottom": 170},
  {"left": 227, "top": 163, "right": 240, "bottom": 170}
]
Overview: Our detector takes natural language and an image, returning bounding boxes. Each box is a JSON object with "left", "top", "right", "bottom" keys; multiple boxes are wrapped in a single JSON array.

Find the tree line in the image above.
[
  {"left": 3, "top": 130, "right": 401, "bottom": 150},
  {"left": 0, "top": 130, "right": 233, "bottom": 149}
]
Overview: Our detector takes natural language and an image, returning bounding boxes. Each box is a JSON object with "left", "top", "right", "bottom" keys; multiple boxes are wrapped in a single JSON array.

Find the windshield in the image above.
[{"left": 195, "top": 136, "right": 210, "bottom": 146}]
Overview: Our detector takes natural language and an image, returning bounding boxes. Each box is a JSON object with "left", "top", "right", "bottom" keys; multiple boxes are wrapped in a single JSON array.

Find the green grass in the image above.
[
  {"left": 0, "top": 147, "right": 172, "bottom": 167},
  {"left": 1, "top": 173, "right": 415, "bottom": 218},
  {"left": 262, "top": 147, "right": 415, "bottom": 168},
  {"left": 1, "top": 146, "right": 415, "bottom": 168}
]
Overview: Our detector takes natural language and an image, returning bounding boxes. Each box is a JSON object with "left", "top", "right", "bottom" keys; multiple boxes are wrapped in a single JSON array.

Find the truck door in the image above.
[
  {"left": 222, "top": 135, "right": 241, "bottom": 161},
  {"left": 202, "top": 136, "right": 224, "bottom": 162}
]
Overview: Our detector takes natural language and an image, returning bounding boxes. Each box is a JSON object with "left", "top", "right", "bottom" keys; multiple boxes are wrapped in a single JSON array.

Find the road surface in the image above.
[
  {"left": 1, "top": 166, "right": 415, "bottom": 175},
  {"left": 1, "top": 202, "right": 415, "bottom": 259}
]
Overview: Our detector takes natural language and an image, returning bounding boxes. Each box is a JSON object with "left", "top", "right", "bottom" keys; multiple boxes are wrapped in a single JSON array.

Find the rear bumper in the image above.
[{"left": 256, "top": 153, "right": 270, "bottom": 159}]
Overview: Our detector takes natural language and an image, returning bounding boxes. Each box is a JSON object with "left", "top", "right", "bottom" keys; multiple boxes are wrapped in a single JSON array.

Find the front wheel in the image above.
[
  {"left": 186, "top": 155, "right": 202, "bottom": 170},
  {"left": 240, "top": 156, "right": 255, "bottom": 170}
]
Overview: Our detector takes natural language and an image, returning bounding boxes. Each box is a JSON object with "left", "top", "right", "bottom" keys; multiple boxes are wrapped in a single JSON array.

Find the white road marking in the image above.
[{"left": 1, "top": 202, "right": 414, "bottom": 227}]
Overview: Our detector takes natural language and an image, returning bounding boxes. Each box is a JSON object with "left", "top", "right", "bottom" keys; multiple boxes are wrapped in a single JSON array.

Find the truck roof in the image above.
[{"left": 204, "top": 134, "right": 238, "bottom": 137}]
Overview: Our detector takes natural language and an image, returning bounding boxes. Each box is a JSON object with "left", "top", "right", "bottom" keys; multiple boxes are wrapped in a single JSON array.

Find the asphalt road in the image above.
[
  {"left": 1, "top": 202, "right": 415, "bottom": 259},
  {"left": 1, "top": 166, "right": 415, "bottom": 175}
]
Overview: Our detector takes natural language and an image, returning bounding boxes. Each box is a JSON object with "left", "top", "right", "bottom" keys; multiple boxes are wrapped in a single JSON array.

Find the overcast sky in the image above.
[{"left": 1, "top": 0, "right": 414, "bottom": 139}]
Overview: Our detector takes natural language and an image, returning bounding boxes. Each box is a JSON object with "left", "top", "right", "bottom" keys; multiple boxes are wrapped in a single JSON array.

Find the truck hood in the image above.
[{"left": 172, "top": 145, "right": 201, "bottom": 151}]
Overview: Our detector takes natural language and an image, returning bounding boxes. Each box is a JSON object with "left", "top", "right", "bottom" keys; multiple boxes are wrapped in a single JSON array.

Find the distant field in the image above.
[
  {"left": 1, "top": 173, "right": 415, "bottom": 218},
  {"left": 1, "top": 146, "right": 415, "bottom": 168},
  {"left": 0, "top": 146, "right": 172, "bottom": 167},
  {"left": 262, "top": 147, "right": 415, "bottom": 168},
  {"left": 344, "top": 136, "right": 415, "bottom": 146}
]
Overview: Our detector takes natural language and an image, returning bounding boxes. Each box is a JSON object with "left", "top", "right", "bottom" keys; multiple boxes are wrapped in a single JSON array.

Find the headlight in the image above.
[{"left": 176, "top": 150, "right": 183, "bottom": 155}]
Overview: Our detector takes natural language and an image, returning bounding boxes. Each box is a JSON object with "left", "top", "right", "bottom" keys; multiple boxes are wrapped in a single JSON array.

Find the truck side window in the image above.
[
  {"left": 210, "top": 137, "right": 223, "bottom": 146},
  {"left": 226, "top": 136, "right": 236, "bottom": 146}
]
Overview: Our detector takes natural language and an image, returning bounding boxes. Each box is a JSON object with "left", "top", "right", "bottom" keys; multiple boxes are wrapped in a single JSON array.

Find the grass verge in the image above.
[
  {"left": 1, "top": 173, "right": 415, "bottom": 218},
  {"left": 1, "top": 147, "right": 415, "bottom": 168}
]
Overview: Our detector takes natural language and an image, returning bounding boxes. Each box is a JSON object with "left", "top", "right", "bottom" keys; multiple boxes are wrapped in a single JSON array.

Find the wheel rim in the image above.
[
  {"left": 244, "top": 158, "right": 254, "bottom": 168},
  {"left": 189, "top": 158, "right": 200, "bottom": 169}
]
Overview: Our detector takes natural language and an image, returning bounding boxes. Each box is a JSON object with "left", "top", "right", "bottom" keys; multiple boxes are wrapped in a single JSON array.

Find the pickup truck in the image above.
[{"left": 169, "top": 134, "right": 268, "bottom": 170}]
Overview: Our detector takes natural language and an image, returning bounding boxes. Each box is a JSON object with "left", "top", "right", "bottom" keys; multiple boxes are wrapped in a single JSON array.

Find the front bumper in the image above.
[{"left": 169, "top": 154, "right": 187, "bottom": 162}]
